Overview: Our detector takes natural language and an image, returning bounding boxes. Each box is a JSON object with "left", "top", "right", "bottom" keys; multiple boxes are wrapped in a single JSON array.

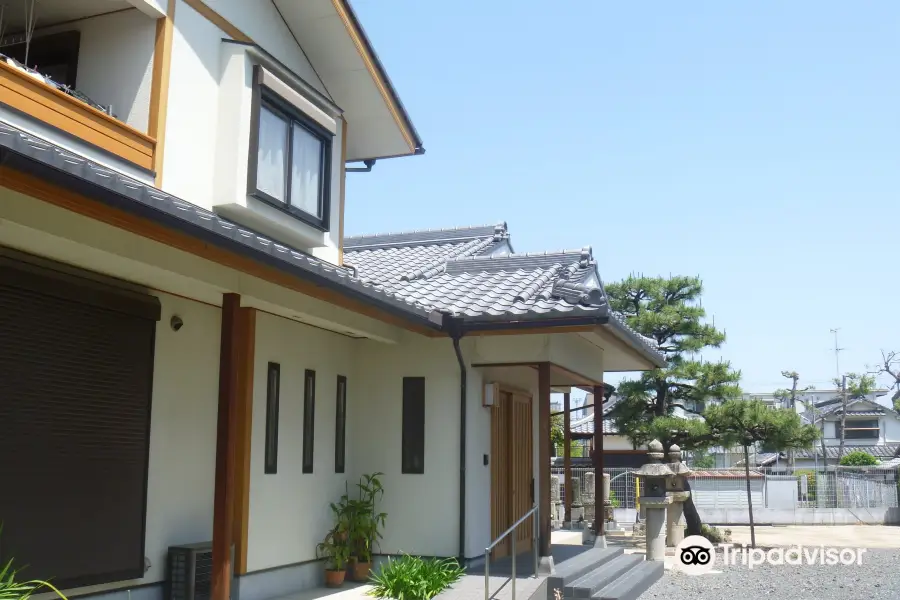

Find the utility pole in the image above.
[
  {"left": 830, "top": 328, "right": 844, "bottom": 378},
  {"left": 838, "top": 375, "right": 848, "bottom": 463}
]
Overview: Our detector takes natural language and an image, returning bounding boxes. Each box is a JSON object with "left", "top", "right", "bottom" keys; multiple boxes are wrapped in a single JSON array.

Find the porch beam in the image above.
[
  {"left": 538, "top": 362, "right": 552, "bottom": 557},
  {"left": 592, "top": 384, "right": 605, "bottom": 541},
  {"left": 233, "top": 307, "right": 256, "bottom": 574},
  {"left": 563, "top": 392, "right": 572, "bottom": 525},
  {"left": 212, "top": 293, "right": 241, "bottom": 600}
]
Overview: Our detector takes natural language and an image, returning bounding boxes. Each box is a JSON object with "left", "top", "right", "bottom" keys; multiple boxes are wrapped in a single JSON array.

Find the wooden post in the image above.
[
  {"left": 563, "top": 392, "right": 572, "bottom": 525},
  {"left": 538, "top": 363, "right": 552, "bottom": 557},
  {"left": 592, "top": 384, "right": 605, "bottom": 539},
  {"left": 212, "top": 294, "right": 241, "bottom": 600},
  {"left": 233, "top": 308, "right": 256, "bottom": 575}
]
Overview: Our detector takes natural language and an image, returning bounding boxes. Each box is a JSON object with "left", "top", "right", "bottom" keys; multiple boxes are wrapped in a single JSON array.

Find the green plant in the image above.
[
  {"left": 608, "top": 489, "right": 620, "bottom": 509},
  {"left": 699, "top": 524, "right": 727, "bottom": 544},
  {"left": 368, "top": 555, "right": 464, "bottom": 600},
  {"left": 316, "top": 532, "right": 350, "bottom": 572},
  {"left": 350, "top": 473, "right": 387, "bottom": 563},
  {"left": 795, "top": 469, "right": 817, "bottom": 502},
  {"left": 839, "top": 450, "right": 879, "bottom": 466},
  {"left": 0, "top": 558, "right": 67, "bottom": 600}
]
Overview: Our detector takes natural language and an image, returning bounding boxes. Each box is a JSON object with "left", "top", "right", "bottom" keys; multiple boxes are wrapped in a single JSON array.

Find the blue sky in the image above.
[{"left": 346, "top": 1, "right": 899, "bottom": 395}]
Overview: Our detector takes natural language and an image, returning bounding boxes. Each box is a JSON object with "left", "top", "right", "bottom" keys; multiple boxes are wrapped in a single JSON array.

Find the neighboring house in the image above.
[{"left": 0, "top": 4, "right": 665, "bottom": 597}]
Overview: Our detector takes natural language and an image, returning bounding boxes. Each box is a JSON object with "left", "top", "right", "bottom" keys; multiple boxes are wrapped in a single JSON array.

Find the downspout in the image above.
[{"left": 450, "top": 319, "right": 467, "bottom": 563}]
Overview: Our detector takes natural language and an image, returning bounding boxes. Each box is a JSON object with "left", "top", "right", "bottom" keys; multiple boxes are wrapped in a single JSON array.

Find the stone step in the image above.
[
  {"left": 592, "top": 561, "right": 664, "bottom": 600},
  {"left": 546, "top": 548, "right": 624, "bottom": 598},
  {"left": 564, "top": 554, "right": 645, "bottom": 598}
]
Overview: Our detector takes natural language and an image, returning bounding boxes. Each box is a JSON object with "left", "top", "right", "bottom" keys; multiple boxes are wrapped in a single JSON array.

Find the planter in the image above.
[
  {"left": 351, "top": 560, "right": 372, "bottom": 582},
  {"left": 324, "top": 569, "right": 346, "bottom": 588}
]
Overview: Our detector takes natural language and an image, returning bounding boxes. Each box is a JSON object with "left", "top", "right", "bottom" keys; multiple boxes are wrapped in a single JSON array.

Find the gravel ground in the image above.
[{"left": 642, "top": 549, "right": 900, "bottom": 600}]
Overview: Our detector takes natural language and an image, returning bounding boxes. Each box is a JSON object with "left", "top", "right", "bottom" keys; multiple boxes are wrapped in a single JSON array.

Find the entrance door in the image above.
[{"left": 490, "top": 390, "right": 534, "bottom": 558}]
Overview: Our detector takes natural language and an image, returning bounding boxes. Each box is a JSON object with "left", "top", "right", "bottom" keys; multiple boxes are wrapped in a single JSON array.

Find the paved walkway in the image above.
[{"left": 727, "top": 524, "right": 900, "bottom": 549}]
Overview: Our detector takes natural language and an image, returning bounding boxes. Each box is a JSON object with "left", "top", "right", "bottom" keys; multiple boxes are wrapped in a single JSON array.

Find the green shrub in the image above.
[
  {"left": 795, "top": 469, "right": 817, "bottom": 502},
  {"left": 0, "top": 560, "right": 67, "bottom": 600},
  {"left": 699, "top": 524, "right": 729, "bottom": 544},
  {"left": 839, "top": 450, "right": 879, "bottom": 466},
  {"left": 608, "top": 489, "right": 621, "bottom": 508},
  {"left": 368, "top": 555, "right": 464, "bottom": 600}
]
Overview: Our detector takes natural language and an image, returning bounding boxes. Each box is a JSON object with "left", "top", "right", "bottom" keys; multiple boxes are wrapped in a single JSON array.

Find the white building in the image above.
[{"left": 0, "top": 4, "right": 665, "bottom": 600}]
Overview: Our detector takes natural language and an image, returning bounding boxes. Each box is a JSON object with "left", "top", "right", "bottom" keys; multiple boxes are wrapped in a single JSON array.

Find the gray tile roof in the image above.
[
  {"left": 345, "top": 224, "right": 665, "bottom": 363},
  {"left": 570, "top": 415, "right": 619, "bottom": 435},
  {"left": 802, "top": 398, "right": 897, "bottom": 423},
  {"left": 793, "top": 444, "right": 900, "bottom": 460}
]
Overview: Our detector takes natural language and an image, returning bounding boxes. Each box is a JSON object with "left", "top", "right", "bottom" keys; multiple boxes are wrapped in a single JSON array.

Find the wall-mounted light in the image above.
[
  {"left": 483, "top": 382, "right": 499, "bottom": 408},
  {"left": 170, "top": 315, "right": 184, "bottom": 331}
]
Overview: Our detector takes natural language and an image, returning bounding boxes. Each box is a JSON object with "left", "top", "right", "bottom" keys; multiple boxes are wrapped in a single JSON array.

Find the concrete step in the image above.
[
  {"left": 564, "top": 554, "right": 645, "bottom": 598},
  {"left": 546, "top": 548, "right": 624, "bottom": 598},
  {"left": 592, "top": 561, "right": 664, "bottom": 600}
]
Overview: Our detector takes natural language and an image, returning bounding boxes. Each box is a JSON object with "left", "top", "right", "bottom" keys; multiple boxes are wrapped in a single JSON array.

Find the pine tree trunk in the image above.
[
  {"left": 682, "top": 478, "right": 703, "bottom": 536},
  {"left": 743, "top": 444, "right": 756, "bottom": 548}
]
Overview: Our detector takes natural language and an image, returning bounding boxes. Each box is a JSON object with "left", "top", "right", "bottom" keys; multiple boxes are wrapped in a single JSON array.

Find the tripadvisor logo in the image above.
[{"left": 675, "top": 536, "right": 868, "bottom": 575}]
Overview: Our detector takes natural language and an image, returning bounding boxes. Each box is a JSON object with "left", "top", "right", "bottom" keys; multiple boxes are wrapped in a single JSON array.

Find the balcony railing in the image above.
[{"left": 0, "top": 53, "right": 155, "bottom": 171}]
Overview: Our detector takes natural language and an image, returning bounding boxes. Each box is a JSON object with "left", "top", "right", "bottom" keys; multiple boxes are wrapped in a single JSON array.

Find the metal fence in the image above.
[{"left": 548, "top": 465, "right": 900, "bottom": 526}]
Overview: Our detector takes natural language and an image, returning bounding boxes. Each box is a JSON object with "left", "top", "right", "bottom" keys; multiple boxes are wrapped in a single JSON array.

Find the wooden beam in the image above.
[
  {"left": 537, "top": 362, "right": 551, "bottom": 557},
  {"left": 592, "top": 384, "right": 605, "bottom": 539},
  {"left": 563, "top": 392, "right": 572, "bottom": 525},
  {"left": 182, "top": 0, "right": 251, "bottom": 42},
  {"left": 148, "top": 0, "right": 176, "bottom": 185},
  {"left": 212, "top": 293, "right": 241, "bottom": 600},
  {"left": 232, "top": 307, "right": 256, "bottom": 574}
]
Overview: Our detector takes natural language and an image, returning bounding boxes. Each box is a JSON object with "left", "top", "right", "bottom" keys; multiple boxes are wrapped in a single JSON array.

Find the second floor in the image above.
[{"left": 0, "top": 0, "right": 422, "bottom": 266}]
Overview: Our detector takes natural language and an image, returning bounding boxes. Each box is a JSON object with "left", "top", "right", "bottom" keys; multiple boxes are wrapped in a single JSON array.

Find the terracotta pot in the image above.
[
  {"left": 351, "top": 560, "right": 371, "bottom": 582},
  {"left": 324, "top": 569, "right": 346, "bottom": 588}
]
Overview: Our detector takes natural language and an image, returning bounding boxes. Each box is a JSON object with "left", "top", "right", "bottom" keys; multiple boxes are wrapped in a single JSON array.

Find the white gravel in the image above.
[{"left": 642, "top": 549, "right": 900, "bottom": 600}]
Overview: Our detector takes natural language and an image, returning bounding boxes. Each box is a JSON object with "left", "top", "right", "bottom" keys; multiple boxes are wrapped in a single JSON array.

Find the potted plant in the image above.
[
  {"left": 348, "top": 472, "right": 386, "bottom": 581},
  {"left": 316, "top": 533, "right": 350, "bottom": 588}
]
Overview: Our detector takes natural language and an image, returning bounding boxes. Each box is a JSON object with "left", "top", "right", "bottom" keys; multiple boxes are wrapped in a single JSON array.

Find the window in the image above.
[
  {"left": 402, "top": 377, "right": 425, "bottom": 474},
  {"left": 836, "top": 419, "right": 879, "bottom": 440},
  {"left": 265, "top": 363, "right": 281, "bottom": 474},
  {"left": 249, "top": 85, "right": 332, "bottom": 230},
  {"left": 335, "top": 375, "right": 347, "bottom": 474},
  {"left": 302, "top": 369, "right": 316, "bottom": 473}
]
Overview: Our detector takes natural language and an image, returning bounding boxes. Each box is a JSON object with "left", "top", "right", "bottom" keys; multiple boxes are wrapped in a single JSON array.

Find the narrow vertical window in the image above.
[
  {"left": 401, "top": 377, "right": 425, "bottom": 474},
  {"left": 335, "top": 375, "right": 347, "bottom": 474},
  {"left": 302, "top": 369, "right": 316, "bottom": 473},
  {"left": 264, "top": 362, "right": 281, "bottom": 474}
]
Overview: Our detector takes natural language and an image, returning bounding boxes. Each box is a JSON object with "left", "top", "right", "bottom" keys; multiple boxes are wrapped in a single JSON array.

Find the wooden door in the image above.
[{"left": 490, "top": 390, "right": 534, "bottom": 558}]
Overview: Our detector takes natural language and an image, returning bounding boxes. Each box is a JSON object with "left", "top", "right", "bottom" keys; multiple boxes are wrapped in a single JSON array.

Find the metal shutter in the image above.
[{"left": 0, "top": 259, "right": 160, "bottom": 588}]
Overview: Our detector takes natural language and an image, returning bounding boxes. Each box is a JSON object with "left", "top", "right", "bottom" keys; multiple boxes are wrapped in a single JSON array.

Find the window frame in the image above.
[
  {"left": 264, "top": 362, "right": 281, "bottom": 474},
  {"left": 401, "top": 377, "right": 426, "bottom": 474},
  {"left": 836, "top": 418, "right": 880, "bottom": 440},
  {"left": 248, "top": 72, "right": 333, "bottom": 232},
  {"left": 335, "top": 375, "right": 347, "bottom": 474},
  {"left": 302, "top": 369, "right": 316, "bottom": 473}
]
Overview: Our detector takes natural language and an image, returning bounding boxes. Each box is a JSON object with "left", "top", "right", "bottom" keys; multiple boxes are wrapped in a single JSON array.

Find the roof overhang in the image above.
[{"left": 272, "top": 0, "right": 424, "bottom": 161}]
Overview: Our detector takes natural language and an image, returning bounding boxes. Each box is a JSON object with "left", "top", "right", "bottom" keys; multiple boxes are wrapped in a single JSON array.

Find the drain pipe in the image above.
[{"left": 450, "top": 320, "right": 467, "bottom": 563}]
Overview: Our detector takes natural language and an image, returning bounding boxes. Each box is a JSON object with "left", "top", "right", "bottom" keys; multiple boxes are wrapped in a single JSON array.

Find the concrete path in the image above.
[
  {"left": 726, "top": 524, "right": 900, "bottom": 549},
  {"left": 270, "top": 582, "right": 374, "bottom": 600}
]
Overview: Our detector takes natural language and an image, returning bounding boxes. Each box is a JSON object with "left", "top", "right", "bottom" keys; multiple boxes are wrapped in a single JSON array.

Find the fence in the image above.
[{"left": 548, "top": 465, "right": 900, "bottom": 527}]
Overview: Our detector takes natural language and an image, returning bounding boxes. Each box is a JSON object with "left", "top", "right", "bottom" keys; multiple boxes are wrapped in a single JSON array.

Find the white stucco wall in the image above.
[
  {"left": 247, "top": 311, "right": 359, "bottom": 571},
  {"left": 884, "top": 415, "right": 900, "bottom": 443},
  {"left": 36, "top": 9, "right": 156, "bottom": 133}
]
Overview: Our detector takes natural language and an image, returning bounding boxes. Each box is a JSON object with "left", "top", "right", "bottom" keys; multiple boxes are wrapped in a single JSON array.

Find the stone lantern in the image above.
[
  {"left": 665, "top": 444, "right": 693, "bottom": 548},
  {"left": 633, "top": 440, "right": 674, "bottom": 561}
]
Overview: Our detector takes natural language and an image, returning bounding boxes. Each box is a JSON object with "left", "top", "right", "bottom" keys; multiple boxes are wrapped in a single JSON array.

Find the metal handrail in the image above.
[{"left": 484, "top": 503, "right": 538, "bottom": 600}]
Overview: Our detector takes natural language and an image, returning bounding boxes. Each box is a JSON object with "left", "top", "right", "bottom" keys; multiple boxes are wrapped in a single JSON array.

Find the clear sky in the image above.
[{"left": 346, "top": 1, "right": 899, "bottom": 395}]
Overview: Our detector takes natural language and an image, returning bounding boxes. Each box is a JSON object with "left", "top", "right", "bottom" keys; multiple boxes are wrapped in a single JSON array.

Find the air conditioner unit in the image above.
[{"left": 167, "top": 542, "right": 234, "bottom": 600}]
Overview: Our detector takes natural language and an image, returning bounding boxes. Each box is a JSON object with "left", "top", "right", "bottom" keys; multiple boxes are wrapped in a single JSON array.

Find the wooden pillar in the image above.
[
  {"left": 212, "top": 294, "right": 241, "bottom": 600},
  {"left": 563, "top": 392, "right": 572, "bottom": 524},
  {"left": 232, "top": 308, "right": 256, "bottom": 575},
  {"left": 538, "top": 363, "right": 552, "bottom": 557},
  {"left": 592, "top": 384, "right": 605, "bottom": 538}
]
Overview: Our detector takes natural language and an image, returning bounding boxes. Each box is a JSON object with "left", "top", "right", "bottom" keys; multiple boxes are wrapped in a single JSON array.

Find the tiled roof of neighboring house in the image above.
[
  {"left": 345, "top": 224, "right": 664, "bottom": 363},
  {"left": 881, "top": 457, "right": 900, "bottom": 468},
  {"left": 801, "top": 398, "right": 898, "bottom": 423},
  {"left": 570, "top": 414, "right": 619, "bottom": 435},
  {"left": 793, "top": 444, "right": 900, "bottom": 460}
]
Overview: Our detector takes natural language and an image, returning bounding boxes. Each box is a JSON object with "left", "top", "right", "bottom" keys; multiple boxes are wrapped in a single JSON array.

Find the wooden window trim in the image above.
[
  {"left": 302, "top": 369, "right": 316, "bottom": 473},
  {"left": 0, "top": 58, "right": 155, "bottom": 170},
  {"left": 264, "top": 362, "right": 281, "bottom": 474},
  {"left": 335, "top": 375, "right": 347, "bottom": 474},
  {"left": 401, "top": 377, "right": 425, "bottom": 475},
  {"left": 248, "top": 67, "right": 333, "bottom": 232}
]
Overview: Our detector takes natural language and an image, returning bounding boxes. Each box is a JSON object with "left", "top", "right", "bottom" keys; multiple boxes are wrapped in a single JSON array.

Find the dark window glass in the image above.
[
  {"left": 836, "top": 419, "right": 879, "bottom": 440},
  {"left": 402, "top": 377, "right": 425, "bottom": 474},
  {"left": 335, "top": 375, "right": 347, "bottom": 473},
  {"left": 265, "top": 362, "right": 280, "bottom": 474},
  {"left": 302, "top": 369, "right": 316, "bottom": 473}
]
